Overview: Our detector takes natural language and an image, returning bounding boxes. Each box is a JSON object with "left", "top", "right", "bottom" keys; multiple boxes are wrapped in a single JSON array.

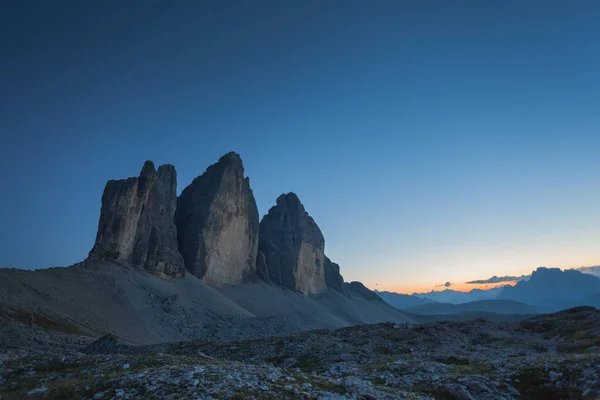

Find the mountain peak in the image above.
[
  {"left": 258, "top": 192, "right": 326, "bottom": 294},
  {"left": 276, "top": 192, "right": 302, "bottom": 207},
  {"left": 175, "top": 152, "right": 259, "bottom": 286},
  {"left": 499, "top": 267, "right": 600, "bottom": 308},
  {"left": 217, "top": 151, "right": 243, "bottom": 166},
  {"left": 88, "top": 160, "right": 184, "bottom": 278},
  {"left": 139, "top": 160, "right": 156, "bottom": 177},
  {"left": 532, "top": 267, "right": 561, "bottom": 276}
]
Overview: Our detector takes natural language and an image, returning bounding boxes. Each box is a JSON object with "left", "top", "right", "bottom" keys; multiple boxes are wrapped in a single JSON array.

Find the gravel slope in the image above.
[{"left": 0, "top": 263, "right": 414, "bottom": 354}]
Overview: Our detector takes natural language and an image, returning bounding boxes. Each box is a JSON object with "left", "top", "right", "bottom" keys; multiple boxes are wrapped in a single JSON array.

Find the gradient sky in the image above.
[{"left": 1, "top": 1, "right": 599, "bottom": 293}]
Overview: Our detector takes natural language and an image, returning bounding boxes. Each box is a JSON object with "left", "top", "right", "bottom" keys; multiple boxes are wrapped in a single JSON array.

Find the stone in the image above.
[
  {"left": 257, "top": 192, "right": 326, "bottom": 295},
  {"left": 175, "top": 152, "right": 259, "bottom": 286},
  {"left": 342, "top": 376, "right": 376, "bottom": 397},
  {"left": 324, "top": 256, "right": 348, "bottom": 295},
  {"left": 88, "top": 161, "right": 185, "bottom": 278},
  {"left": 462, "top": 379, "right": 488, "bottom": 392},
  {"left": 27, "top": 387, "right": 48, "bottom": 396},
  {"left": 267, "top": 371, "right": 281, "bottom": 382},
  {"left": 443, "top": 384, "right": 475, "bottom": 400},
  {"left": 81, "top": 334, "right": 132, "bottom": 355},
  {"left": 548, "top": 370, "right": 563, "bottom": 382}
]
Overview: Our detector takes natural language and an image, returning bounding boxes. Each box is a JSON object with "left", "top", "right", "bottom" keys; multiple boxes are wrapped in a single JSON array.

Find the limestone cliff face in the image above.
[
  {"left": 88, "top": 161, "right": 185, "bottom": 278},
  {"left": 175, "top": 152, "right": 259, "bottom": 286},
  {"left": 258, "top": 193, "right": 326, "bottom": 295}
]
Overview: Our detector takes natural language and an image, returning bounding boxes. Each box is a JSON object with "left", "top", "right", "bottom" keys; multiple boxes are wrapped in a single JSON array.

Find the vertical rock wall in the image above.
[
  {"left": 88, "top": 161, "right": 185, "bottom": 278},
  {"left": 258, "top": 193, "right": 327, "bottom": 295},
  {"left": 175, "top": 152, "right": 259, "bottom": 286}
]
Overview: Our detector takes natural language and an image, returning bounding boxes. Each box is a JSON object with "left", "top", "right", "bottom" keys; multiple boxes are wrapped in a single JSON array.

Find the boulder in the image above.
[
  {"left": 80, "top": 334, "right": 133, "bottom": 355},
  {"left": 258, "top": 192, "right": 326, "bottom": 295},
  {"left": 175, "top": 152, "right": 259, "bottom": 286},
  {"left": 88, "top": 161, "right": 185, "bottom": 278}
]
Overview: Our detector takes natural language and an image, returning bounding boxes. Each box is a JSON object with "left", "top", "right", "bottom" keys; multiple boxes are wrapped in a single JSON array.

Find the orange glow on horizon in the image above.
[{"left": 374, "top": 280, "right": 519, "bottom": 295}]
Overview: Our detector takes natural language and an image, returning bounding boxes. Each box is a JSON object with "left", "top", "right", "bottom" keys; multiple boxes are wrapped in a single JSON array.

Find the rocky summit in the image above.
[
  {"left": 88, "top": 153, "right": 350, "bottom": 295},
  {"left": 87, "top": 161, "right": 185, "bottom": 278},
  {"left": 175, "top": 152, "right": 260, "bottom": 287},
  {"left": 258, "top": 193, "right": 327, "bottom": 295}
]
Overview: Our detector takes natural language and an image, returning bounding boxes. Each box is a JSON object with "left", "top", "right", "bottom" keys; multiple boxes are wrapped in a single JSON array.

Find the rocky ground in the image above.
[{"left": 1, "top": 307, "right": 599, "bottom": 399}]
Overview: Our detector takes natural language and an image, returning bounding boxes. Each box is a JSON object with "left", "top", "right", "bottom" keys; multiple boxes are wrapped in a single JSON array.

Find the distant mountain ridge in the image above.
[
  {"left": 380, "top": 265, "right": 600, "bottom": 310},
  {"left": 374, "top": 290, "right": 434, "bottom": 309},
  {"left": 412, "top": 286, "right": 505, "bottom": 304},
  {"left": 377, "top": 267, "right": 600, "bottom": 320},
  {"left": 498, "top": 267, "right": 600, "bottom": 311},
  {"left": 403, "top": 299, "right": 538, "bottom": 315}
]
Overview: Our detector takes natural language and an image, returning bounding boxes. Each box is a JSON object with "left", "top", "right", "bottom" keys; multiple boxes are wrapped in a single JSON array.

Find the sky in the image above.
[{"left": 1, "top": 0, "right": 600, "bottom": 293}]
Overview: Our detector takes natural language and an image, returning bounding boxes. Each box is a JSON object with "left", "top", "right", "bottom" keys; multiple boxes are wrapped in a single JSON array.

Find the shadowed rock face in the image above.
[
  {"left": 88, "top": 161, "right": 185, "bottom": 278},
  {"left": 346, "top": 281, "right": 383, "bottom": 302},
  {"left": 258, "top": 193, "right": 326, "bottom": 295},
  {"left": 175, "top": 152, "right": 259, "bottom": 286},
  {"left": 324, "top": 256, "right": 348, "bottom": 295}
]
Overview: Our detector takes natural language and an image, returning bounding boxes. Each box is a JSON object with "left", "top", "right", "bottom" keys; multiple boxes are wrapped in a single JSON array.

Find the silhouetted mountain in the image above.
[
  {"left": 412, "top": 287, "right": 504, "bottom": 304},
  {"left": 403, "top": 299, "right": 538, "bottom": 315},
  {"left": 498, "top": 267, "right": 600, "bottom": 311},
  {"left": 375, "top": 290, "right": 434, "bottom": 309},
  {"left": 466, "top": 275, "right": 529, "bottom": 284}
]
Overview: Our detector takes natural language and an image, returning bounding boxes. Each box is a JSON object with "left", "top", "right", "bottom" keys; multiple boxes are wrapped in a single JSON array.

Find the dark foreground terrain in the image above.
[{"left": 1, "top": 307, "right": 599, "bottom": 400}]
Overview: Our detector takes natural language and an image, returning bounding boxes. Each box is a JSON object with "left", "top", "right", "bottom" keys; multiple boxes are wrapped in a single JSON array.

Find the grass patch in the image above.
[
  {"left": 0, "top": 308, "right": 82, "bottom": 335},
  {"left": 374, "top": 345, "right": 392, "bottom": 355},
  {"left": 512, "top": 366, "right": 580, "bottom": 400},
  {"left": 296, "top": 354, "right": 320, "bottom": 372},
  {"left": 313, "top": 379, "right": 346, "bottom": 394},
  {"left": 450, "top": 362, "right": 493, "bottom": 377},
  {"left": 371, "top": 376, "right": 386, "bottom": 385},
  {"left": 409, "top": 384, "right": 458, "bottom": 400}
]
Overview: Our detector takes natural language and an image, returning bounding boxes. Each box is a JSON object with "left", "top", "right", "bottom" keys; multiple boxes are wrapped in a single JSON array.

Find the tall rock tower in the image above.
[
  {"left": 175, "top": 152, "right": 260, "bottom": 286},
  {"left": 88, "top": 161, "right": 185, "bottom": 278},
  {"left": 257, "top": 193, "right": 327, "bottom": 295}
]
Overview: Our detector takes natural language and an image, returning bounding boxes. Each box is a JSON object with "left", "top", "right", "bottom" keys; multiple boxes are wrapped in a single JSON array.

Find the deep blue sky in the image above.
[{"left": 2, "top": 0, "right": 599, "bottom": 292}]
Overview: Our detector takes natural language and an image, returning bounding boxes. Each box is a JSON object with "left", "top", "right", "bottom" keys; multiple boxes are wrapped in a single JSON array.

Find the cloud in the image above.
[
  {"left": 466, "top": 275, "right": 529, "bottom": 284},
  {"left": 436, "top": 281, "right": 452, "bottom": 287}
]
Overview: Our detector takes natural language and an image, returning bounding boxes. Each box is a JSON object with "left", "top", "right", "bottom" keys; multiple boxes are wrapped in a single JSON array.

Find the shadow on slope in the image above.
[
  {"left": 410, "top": 311, "right": 540, "bottom": 324},
  {"left": 0, "top": 263, "right": 414, "bottom": 351},
  {"left": 404, "top": 299, "right": 539, "bottom": 315}
]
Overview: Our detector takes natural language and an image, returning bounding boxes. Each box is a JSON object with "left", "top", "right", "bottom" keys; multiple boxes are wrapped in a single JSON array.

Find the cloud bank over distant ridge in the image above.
[{"left": 466, "top": 275, "right": 529, "bottom": 284}]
